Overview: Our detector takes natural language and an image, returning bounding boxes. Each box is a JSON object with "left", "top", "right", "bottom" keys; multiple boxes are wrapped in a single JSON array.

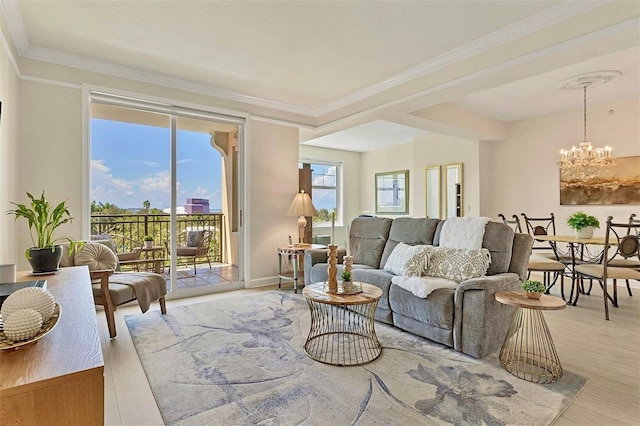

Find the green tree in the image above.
[
  {"left": 313, "top": 208, "right": 336, "bottom": 223},
  {"left": 142, "top": 200, "right": 151, "bottom": 214}
]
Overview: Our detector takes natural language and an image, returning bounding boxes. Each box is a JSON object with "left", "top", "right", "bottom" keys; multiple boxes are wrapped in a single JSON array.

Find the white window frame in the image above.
[{"left": 299, "top": 159, "right": 343, "bottom": 226}]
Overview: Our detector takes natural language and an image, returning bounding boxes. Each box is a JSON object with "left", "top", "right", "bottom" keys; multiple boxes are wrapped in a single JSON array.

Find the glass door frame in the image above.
[{"left": 82, "top": 86, "right": 246, "bottom": 294}]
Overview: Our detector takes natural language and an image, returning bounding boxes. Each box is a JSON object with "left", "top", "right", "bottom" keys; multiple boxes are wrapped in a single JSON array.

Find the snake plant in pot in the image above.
[{"left": 6, "top": 191, "right": 74, "bottom": 273}]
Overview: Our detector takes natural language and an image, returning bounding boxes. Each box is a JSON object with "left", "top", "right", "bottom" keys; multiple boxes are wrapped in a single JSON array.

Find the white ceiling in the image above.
[{"left": 2, "top": 0, "right": 639, "bottom": 151}]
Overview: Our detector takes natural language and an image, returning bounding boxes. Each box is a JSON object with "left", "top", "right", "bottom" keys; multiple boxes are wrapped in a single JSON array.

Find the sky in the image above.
[{"left": 91, "top": 118, "right": 223, "bottom": 211}]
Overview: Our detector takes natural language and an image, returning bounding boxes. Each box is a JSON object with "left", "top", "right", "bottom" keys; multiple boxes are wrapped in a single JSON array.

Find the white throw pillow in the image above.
[
  {"left": 426, "top": 246, "right": 491, "bottom": 283},
  {"left": 383, "top": 243, "right": 430, "bottom": 276}
]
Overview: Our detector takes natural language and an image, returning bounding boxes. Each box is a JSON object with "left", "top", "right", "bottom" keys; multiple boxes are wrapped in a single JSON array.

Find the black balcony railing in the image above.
[{"left": 90, "top": 213, "right": 224, "bottom": 264}]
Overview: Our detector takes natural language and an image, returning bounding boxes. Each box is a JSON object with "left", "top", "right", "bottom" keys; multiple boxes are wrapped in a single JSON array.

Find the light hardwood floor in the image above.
[{"left": 98, "top": 278, "right": 640, "bottom": 425}]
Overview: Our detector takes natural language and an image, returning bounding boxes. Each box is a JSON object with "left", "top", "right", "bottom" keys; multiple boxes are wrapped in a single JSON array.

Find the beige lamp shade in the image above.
[
  {"left": 286, "top": 190, "right": 318, "bottom": 217},
  {"left": 286, "top": 190, "right": 317, "bottom": 244}
]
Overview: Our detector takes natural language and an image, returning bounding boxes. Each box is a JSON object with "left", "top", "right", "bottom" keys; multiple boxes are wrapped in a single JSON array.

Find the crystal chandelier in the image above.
[{"left": 556, "top": 72, "right": 619, "bottom": 180}]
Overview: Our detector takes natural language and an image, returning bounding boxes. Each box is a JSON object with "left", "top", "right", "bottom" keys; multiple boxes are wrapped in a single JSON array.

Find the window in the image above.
[{"left": 300, "top": 161, "right": 341, "bottom": 225}]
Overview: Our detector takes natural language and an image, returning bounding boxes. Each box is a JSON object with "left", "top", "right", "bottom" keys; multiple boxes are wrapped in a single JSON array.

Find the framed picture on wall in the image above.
[
  {"left": 375, "top": 170, "right": 409, "bottom": 215},
  {"left": 560, "top": 155, "right": 640, "bottom": 205}
]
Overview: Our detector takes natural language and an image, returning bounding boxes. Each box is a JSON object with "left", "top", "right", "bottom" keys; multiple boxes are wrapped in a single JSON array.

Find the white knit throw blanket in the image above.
[{"left": 439, "top": 217, "right": 491, "bottom": 249}]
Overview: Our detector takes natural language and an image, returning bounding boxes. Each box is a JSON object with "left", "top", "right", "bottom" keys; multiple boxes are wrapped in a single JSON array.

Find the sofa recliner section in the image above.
[{"left": 304, "top": 216, "right": 533, "bottom": 359}]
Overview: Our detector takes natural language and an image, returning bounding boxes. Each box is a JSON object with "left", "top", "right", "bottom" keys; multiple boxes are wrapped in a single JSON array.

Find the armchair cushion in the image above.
[
  {"left": 74, "top": 243, "right": 118, "bottom": 271},
  {"left": 59, "top": 243, "right": 76, "bottom": 268},
  {"left": 92, "top": 282, "right": 136, "bottom": 305},
  {"left": 177, "top": 247, "right": 199, "bottom": 256},
  {"left": 187, "top": 230, "right": 206, "bottom": 247}
]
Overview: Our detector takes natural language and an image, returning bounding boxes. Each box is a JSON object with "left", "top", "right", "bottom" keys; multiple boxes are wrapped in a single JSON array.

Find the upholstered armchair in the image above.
[
  {"left": 165, "top": 230, "right": 213, "bottom": 274},
  {"left": 60, "top": 242, "right": 167, "bottom": 338}
]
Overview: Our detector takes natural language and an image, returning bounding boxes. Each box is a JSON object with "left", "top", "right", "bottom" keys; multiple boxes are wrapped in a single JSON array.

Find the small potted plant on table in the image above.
[
  {"left": 567, "top": 211, "right": 600, "bottom": 239},
  {"left": 143, "top": 235, "right": 154, "bottom": 249},
  {"left": 6, "top": 191, "right": 74, "bottom": 274},
  {"left": 522, "top": 280, "right": 546, "bottom": 299}
]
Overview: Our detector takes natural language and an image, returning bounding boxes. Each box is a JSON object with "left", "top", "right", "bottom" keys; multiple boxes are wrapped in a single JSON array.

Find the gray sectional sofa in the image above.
[{"left": 304, "top": 216, "right": 533, "bottom": 359}]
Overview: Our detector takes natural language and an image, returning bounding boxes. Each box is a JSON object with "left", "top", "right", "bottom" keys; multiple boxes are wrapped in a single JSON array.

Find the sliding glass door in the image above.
[{"left": 89, "top": 94, "right": 244, "bottom": 294}]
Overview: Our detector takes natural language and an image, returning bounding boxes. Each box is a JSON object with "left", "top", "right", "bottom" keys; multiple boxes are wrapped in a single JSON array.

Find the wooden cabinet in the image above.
[{"left": 0, "top": 267, "right": 104, "bottom": 425}]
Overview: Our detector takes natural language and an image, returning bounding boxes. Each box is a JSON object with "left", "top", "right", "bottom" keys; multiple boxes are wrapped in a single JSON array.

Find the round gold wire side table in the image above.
[
  {"left": 302, "top": 282, "right": 382, "bottom": 366},
  {"left": 495, "top": 291, "right": 566, "bottom": 384}
]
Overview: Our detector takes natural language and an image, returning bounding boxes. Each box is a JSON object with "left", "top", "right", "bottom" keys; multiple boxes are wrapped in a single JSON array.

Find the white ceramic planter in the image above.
[
  {"left": 575, "top": 226, "right": 594, "bottom": 239},
  {"left": 144, "top": 241, "right": 153, "bottom": 248}
]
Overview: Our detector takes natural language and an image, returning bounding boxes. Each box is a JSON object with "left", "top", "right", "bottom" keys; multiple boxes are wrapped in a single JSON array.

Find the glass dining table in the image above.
[{"left": 532, "top": 234, "right": 610, "bottom": 306}]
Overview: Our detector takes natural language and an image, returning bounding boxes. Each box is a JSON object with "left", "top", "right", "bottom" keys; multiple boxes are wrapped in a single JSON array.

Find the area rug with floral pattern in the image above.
[{"left": 125, "top": 291, "right": 588, "bottom": 425}]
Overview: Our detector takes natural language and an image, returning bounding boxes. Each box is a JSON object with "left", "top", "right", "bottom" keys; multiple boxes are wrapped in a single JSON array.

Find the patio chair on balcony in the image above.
[
  {"left": 166, "top": 230, "right": 213, "bottom": 275},
  {"left": 91, "top": 234, "right": 142, "bottom": 263}
]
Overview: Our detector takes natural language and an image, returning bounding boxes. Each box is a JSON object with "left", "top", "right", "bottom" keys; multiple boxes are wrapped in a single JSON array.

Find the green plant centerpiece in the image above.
[
  {"left": 341, "top": 270, "right": 351, "bottom": 282},
  {"left": 567, "top": 211, "right": 600, "bottom": 239},
  {"left": 6, "top": 191, "right": 74, "bottom": 273},
  {"left": 522, "top": 280, "right": 546, "bottom": 299}
]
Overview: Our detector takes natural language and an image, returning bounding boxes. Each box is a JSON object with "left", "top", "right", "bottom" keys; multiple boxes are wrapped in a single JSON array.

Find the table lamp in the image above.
[{"left": 286, "top": 190, "right": 318, "bottom": 244}]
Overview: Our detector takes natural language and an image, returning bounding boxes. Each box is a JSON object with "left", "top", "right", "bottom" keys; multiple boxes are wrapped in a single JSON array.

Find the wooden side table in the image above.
[
  {"left": 302, "top": 282, "right": 382, "bottom": 366},
  {"left": 495, "top": 290, "right": 566, "bottom": 384},
  {"left": 138, "top": 245, "right": 166, "bottom": 272},
  {"left": 277, "top": 244, "right": 325, "bottom": 293}
]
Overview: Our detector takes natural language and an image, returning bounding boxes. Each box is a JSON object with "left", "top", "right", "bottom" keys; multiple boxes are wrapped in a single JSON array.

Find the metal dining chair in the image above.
[
  {"left": 574, "top": 216, "right": 640, "bottom": 320},
  {"left": 606, "top": 213, "right": 640, "bottom": 296},
  {"left": 520, "top": 213, "right": 573, "bottom": 263},
  {"left": 499, "top": 214, "right": 565, "bottom": 299}
]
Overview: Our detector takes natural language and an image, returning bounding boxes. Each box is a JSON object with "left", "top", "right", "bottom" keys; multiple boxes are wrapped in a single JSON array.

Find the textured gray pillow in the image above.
[
  {"left": 383, "top": 243, "right": 430, "bottom": 276},
  {"left": 74, "top": 243, "right": 118, "bottom": 271},
  {"left": 426, "top": 246, "right": 491, "bottom": 283},
  {"left": 187, "top": 230, "right": 205, "bottom": 247}
]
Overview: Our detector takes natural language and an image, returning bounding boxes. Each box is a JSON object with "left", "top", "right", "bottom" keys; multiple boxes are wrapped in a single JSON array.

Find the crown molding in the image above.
[
  {"left": 0, "top": 0, "right": 28, "bottom": 52},
  {"left": 0, "top": 0, "right": 624, "bottom": 121},
  {"left": 312, "top": 16, "right": 640, "bottom": 134},
  {"left": 20, "top": 44, "right": 316, "bottom": 116},
  {"left": 313, "top": 0, "right": 611, "bottom": 116}
]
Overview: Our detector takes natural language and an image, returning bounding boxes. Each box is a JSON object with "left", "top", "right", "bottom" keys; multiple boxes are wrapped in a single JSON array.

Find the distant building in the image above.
[{"left": 185, "top": 198, "right": 210, "bottom": 214}]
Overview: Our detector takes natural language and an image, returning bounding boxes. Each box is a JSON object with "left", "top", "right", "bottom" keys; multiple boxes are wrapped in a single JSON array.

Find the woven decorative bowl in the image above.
[{"left": 0, "top": 303, "right": 61, "bottom": 351}]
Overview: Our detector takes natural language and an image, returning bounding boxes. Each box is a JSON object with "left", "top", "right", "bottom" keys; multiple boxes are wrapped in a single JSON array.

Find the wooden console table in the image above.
[{"left": 0, "top": 266, "right": 104, "bottom": 425}]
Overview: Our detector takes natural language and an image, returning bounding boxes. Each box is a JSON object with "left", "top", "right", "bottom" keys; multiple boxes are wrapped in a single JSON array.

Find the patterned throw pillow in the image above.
[
  {"left": 426, "top": 246, "right": 491, "bottom": 283},
  {"left": 187, "top": 230, "right": 205, "bottom": 247},
  {"left": 383, "top": 243, "right": 430, "bottom": 276}
]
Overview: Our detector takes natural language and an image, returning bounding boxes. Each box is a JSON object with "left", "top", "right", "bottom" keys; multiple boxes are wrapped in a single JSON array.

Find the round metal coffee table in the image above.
[{"left": 302, "top": 282, "right": 382, "bottom": 366}]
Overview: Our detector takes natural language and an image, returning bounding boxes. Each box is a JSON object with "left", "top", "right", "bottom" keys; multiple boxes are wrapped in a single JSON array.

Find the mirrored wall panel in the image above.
[
  {"left": 425, "top": 166, "right": 441, "bottom": 218},
  {"left": 444, "top": 163, "right": 463, "bottom": 218}
]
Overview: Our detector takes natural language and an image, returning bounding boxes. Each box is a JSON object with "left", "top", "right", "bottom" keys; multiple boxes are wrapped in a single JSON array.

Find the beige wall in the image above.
[
  {"left": 0, "top": 33, "right": 20, "bottom": 265},
  {"left": 299, "top": 145, "right": 361, "bottom": 248},
  {"left": 247, "top": 119, "right": 299, "bottom": 285},
  {"left": 360, "top": 143, "right": 414, "bottom": 216},
  {"left": 12, "top": 81, "right": 83, "bottom": 270},
  {"left": 359, "top": 134, "right": 480, "bottom": 219},
  {"left": 413, "top": 133, "right": 480, "bottom": 217},
  {"left": 0, "top": 28, "right": 302, "bottom": 281},
  {"left": 481, "top": 96, "right": 640, "bottom": 235}
]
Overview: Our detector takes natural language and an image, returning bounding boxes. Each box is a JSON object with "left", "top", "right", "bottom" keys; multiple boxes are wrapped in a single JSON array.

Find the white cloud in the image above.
[
  {"left": 193, "top": 186, "right": 211, "bottom": 198},
  {"left": 90, "top": 160, "right": 134, "bottom": 201},
  {"left": 140, "top": 170, "right": 171, "bottom": 192},
  {"left": 178, "top": 158, "right": 195, "bottom": 165},
  {"left": 143, "top": 161, "right": 160, "bottom": 167}
]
